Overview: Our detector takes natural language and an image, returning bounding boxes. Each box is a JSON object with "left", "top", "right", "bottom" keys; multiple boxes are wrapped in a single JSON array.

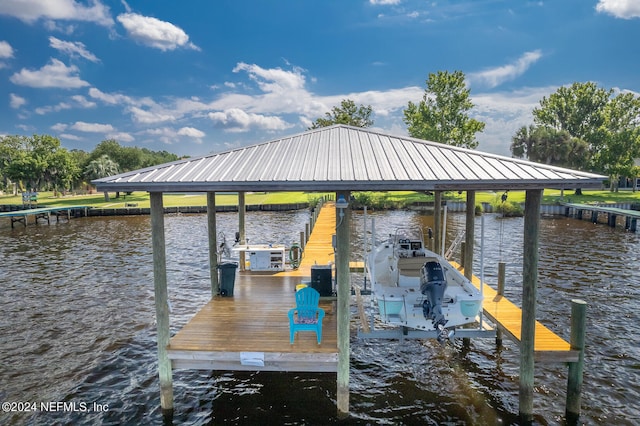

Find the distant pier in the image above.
[
  {"left": 563, "top": 202, "right": 640, "bottom": 232},
  {"left": 0, "top": 205, "right": 90, "bottom": 228}
]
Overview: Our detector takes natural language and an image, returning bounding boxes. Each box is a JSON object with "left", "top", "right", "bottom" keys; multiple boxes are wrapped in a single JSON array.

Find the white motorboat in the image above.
[{"left": 367, "top": 228, "right": 483, "bottom": 340}]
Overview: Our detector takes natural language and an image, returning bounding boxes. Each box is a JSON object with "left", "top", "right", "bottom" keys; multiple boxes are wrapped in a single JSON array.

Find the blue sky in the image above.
[{"left": 1, "top": 0, "right": 639, "bottom": 158}]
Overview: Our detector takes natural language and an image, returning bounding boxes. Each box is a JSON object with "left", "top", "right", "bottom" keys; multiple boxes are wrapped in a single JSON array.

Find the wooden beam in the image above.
[
  {"left": 566, "top": 299, "right": 587, "bottom": 423},
  {"left": 520, "top": 189, "right": 542, "bottom": 422},
  {"left": 207, "top": 192, "right": 219, "bottom": 297},
  {"left": 150, "top": 192, "right": 173, "bottom": 415},
  {"left": 335, "top": 191, "right": 351, "bottom": 419},
  {"left": 434, "top": 191, "right": 442, "bottom": 256},
  {"left": 464, "top": 190, "right": 475, "bottom": 280},
  {"left": 238, "top": 192, "right": 246, "bottom": 271}
]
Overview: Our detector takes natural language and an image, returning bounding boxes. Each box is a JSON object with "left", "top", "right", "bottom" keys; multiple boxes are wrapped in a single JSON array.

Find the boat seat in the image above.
[{"left": 397, "top": 257, "right": 427, "bottom": 278}]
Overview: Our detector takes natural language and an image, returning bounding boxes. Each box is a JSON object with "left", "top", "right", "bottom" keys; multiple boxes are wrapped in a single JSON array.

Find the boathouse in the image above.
[{"left": 93, "top": 124, "right": 605, "bottom": 422}]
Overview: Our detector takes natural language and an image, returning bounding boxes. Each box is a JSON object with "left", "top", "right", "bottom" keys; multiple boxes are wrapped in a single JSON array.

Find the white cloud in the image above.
[
  {"left": 35, "top": 95, "right": 96, "bottom": 114},
  {"left": 51, "top": 123, "right": 68, "bottom": 132},
  {"left": 128, "top": 106, "right": 176, "bottom": 124},
  {"left": 70, "top": 121, "right": 114, "bottom": 132},
  {"left": 59, "top": 133, "right": 82, "bottom": 141},
  {"left": 596, "top": 0, "right": 640, "bottom": 19},
  {"left": 0, "top": 40, "right": 14, "bottom": 68},
  {"left": 144, "top": 126, "right": 203, "bottom": 145},
  {"left": 208, "top": 108, "right": 291, "bottom": 133},
  {"left": 10, "top": 58, "right": 90, "bottom": 89},
  {"left": 370, "top": 0, "right": 402, "bottom": 5},
  {"left": 49, "top": 36, "right": 99, "bottom": 62},
  {"left": 177, "top": 127, "right": 205, "bottom": 138},
  {"left": 10, "top": 93, "right": 27, "bottom": 109},
  {"left": 0, "top": 40, "right": 14, "bottom": 58},
  {"left": 468, "top": 50, "right": 543, "bottom": 89},
  {"left": 233, "top": 62, "right": 307, "bottom": 93},
  {"left": 0, "top": 0, "right": 114, "bottom": 26},
  {"left": 106, "top": 131, "right": 134, "bottom": 142},
  {"left": 116, "top": 13, "right": 199, "bottom": 51}
]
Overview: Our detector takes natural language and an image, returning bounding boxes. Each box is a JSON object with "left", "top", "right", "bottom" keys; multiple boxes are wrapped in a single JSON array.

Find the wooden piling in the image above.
[
  {"left": 464, "top": 191, "right": 475, "bottom": 280},
  {"left": 207, "top": 192, "right": 219, "bottom": 297},
  {"left": 434, "top": 191, "right": 442, "bottom": 256},
  {"left": 520, "top": 189, "right": 542, "bottom": 423},
  {"left": 566, "top": 299, "right": 587, "bottom": 424},
  {"left": 238, "top": 192, "right": 246, "bottom": 271},
  {"left": 150, "top": 192, "right": 173, "bottom": 415},
  {"left": 335, "top": 191, "right": 351, "bottom": 419},
  {"left": 496, "top": 261, "right": 506, "bottom": 346}
]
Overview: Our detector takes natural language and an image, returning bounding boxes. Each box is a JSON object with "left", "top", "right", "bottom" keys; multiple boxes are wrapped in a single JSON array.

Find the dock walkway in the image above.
[
  {"left": 276, "top": 202, "right": 337, "bottom": 278},
  {"left": 452, "top": 261, "right": 578, "bottom": 363},
  {"left": 0, "top": 205, "right": 90, "bottom": 228}
]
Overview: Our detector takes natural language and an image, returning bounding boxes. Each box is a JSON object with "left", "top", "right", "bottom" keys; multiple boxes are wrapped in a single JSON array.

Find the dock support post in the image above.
[
  {"left": 238, "top": 192, "right": 246, "bottom": 271},
  {"left": 336, "top": 190, "right": 351, "bottom": 419},
  {"left": 464, "top": 191, "right": 475, "bottom": 280},
  {"left": 150, "top": 192, "right": 173, "bottom": 416},
  {"left": 520, "top": 189, "right": 542, "bottom": 423},
  {"left": 463, "top": 191, "right": 475, "bottom": 347},
  {"left": 566, "top": 299, "right": 587, "bottom": 424},
  {"left": 207, "top": 192, "right": 219, "bottom": 297},
  {"left": 496, "top": 262, "right": 506, "bottom": 347},
  {"left": 434, "top": 191, "right": 442, "bottom": 256}
]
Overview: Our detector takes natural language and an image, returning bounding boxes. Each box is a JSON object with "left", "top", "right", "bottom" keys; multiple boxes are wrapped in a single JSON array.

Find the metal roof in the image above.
[{"left": 93, "top": 125, "right": 605, "bottom": 192}]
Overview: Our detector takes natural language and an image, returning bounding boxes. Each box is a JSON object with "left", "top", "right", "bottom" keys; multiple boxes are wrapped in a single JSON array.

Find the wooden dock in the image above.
[
  {"left": 275, "top": 202, "right": 338, "bottom": 278},
  {"left": 563, "top": 202, "right": 640, "bottom": 232},
  {"left": 167, "top": 202, "right": 340, "bottom": 372},
  {"left": 0, "top": 205, "right": 90, "bottom": 228},
  {"left": 450, "top": 261, "right": 579, "bottom": 363},
  {"left": 167, "top": 273, "right": 338, "bottom": 372}
]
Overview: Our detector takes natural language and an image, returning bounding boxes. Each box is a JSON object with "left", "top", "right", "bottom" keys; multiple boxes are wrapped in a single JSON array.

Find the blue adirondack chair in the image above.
[{"left": 288, "top": 286, "right": 325, "bottom": 344}]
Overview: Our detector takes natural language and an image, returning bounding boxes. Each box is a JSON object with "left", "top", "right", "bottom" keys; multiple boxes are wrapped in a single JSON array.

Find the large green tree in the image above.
[
  {"left": 403, "top": 70, "right": 485, "bottom": 149},
  {"left": 531, "top": 81, "right": 640, "bottom": 188},
  {"left": 1, "top": 134, "right": 79, "bottom": 191},
  {"left": 511, "top": 126, "right": 589, "bottom": 170},
  {"left": 309, "top": 99, "right": 373, "bottom": 129}
]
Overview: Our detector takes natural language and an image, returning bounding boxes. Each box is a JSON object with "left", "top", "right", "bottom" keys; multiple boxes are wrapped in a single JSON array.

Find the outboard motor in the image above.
[{"left": 420, "top": 261, "right": 447, "bottom": 328}]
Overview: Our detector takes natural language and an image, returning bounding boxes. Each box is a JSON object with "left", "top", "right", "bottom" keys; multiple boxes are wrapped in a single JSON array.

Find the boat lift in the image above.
[{"left": 356, "top": 210, "right": 496, "bottom": 342}]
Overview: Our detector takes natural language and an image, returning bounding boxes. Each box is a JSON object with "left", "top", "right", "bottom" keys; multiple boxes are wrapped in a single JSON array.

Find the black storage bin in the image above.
[
  {"left": 311, "top": 264, "right": 332, "bottom": 296},
  {"left": 218, "top": 262, "right": 238, "bottom": 296}
]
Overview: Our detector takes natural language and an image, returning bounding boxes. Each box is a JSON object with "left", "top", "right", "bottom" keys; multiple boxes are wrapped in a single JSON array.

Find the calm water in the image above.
[{"left": 0, "top": 209, "right": 638, "bottom": 425}]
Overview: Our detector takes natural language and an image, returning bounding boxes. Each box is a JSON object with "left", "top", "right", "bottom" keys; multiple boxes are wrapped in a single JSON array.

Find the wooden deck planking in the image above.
[
  {"left": 451, "top": 262, "right": 579, "bottom": 362},
  {"left": 277, "top": 202, "right": 337, "bottom": 277},
  {"left": 167, "top": 273, "right": 338, "bottom": 372}
]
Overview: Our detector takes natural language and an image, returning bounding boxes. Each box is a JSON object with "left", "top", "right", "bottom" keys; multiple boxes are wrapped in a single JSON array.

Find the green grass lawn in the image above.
[{"left": 1, "top": 189, "right": 638, "bottom": 209}]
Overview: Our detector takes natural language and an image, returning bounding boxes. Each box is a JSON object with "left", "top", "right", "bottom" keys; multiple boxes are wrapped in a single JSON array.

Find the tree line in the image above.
[{"left": 0, "top": 136, "right": 179, "bottom": 195}]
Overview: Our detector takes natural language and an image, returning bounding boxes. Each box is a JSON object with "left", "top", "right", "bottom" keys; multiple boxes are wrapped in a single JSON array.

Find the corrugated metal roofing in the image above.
[{"left": 93, "top": 125, "right": 605, "bottom": 192}]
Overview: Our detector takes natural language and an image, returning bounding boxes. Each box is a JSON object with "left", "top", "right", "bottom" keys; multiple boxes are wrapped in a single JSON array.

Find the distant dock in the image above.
[
  {"left": 563, "top": 202, "right": 640, "bottom": 232},
  {"left": 0, "top": 205, "right": 90, "bottom": 228}
]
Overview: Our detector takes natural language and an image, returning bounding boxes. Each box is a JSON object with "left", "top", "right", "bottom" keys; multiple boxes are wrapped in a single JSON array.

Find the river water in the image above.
[{"left": 0, "top": 208, "right": 638, "bottom": 425}]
